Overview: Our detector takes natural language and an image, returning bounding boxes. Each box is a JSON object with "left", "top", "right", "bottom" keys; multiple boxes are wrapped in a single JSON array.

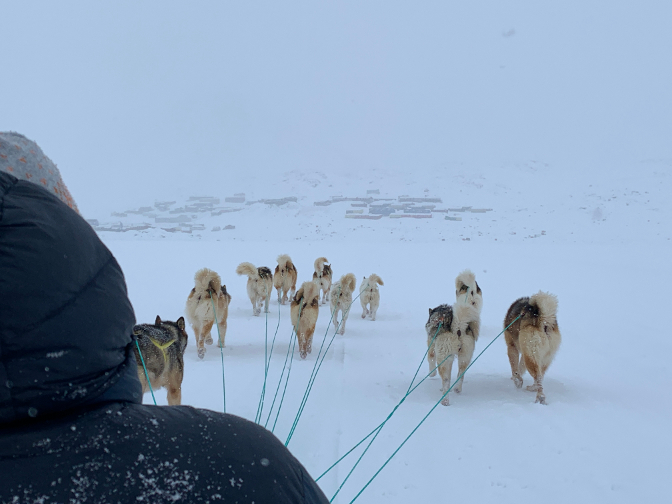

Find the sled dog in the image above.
[
  {"left": 312, "top": 257, "right": 332, "bottom": 305},
  {"left": 133, "top": 315, "right": 189, "bottom": 405},
  {"left": 504, "top": 291, "right": 561, "bottom": 405},
  {"left": 236, "top": 262, "right": 273, "bottom": 315},
  {"left": 291, "top": 281, "right": 320, "bottom": 359},
  {"left": 330, "top": 273, "right": 356, "bottom": 335},
  {"left": 360, "top": 274, "right": 384, "bottom": 321},
  {"left": 273, "top": 254, "right": 298, "bottom": 305},
  {"left": 455, "top": 269, "right": 483, "bottom": 313},
  {"left": 185, "top": 268, "right": 231, "bottom": 359},
  {"left": 425, "top": 303, "right": 480, "bottom": 406}
]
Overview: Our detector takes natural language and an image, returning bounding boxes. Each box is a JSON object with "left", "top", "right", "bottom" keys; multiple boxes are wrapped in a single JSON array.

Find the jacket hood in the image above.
[{"left": 0, "top": 172, "right": 141, "bottom": 425}]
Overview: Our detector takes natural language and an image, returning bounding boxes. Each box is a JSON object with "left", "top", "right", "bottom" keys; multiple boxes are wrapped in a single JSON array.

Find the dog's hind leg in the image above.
[
  {"left": 217, "top": 319, "right": 227, "bottom": 348},
  {"left": 276, "top": 287, "right": 283, "bottom": 304},
  {"left": 167, "top": 367, "right": 183, "bottom": 406},
  {"left": 438, "top": 356, "right": 454, "bottom": 406},
  {"left": 298, "top": 332, "right": 308, "bottom": 359},
  {"left": 361, "top": 303, "right": 368, "bottom": 319},
  {"left": 506, "top": 334, "right": 523, "bottom": 388},
  {"left": 264, "top": 292, "right": 270, "bottom": 314},
  {"left": 524, "top": 356, "right": 546, "bottom": 404},
  {"left": 454, "top": 337, "right": 475, "bottom": 394},
  {"left": 199, "top": 320, "right": 214, "bottom": 359},
  {"left": 338, "top": 307, "right": 349, "bottom": 335},
  {"left": 428, "top": 345, "right": 437, "bottom": 377}
]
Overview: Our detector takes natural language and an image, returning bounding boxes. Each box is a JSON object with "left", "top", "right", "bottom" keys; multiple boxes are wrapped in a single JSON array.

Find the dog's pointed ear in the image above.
[
  {"left": 176, "top": 316, "right": 186, "bottom": 330},
  {"left": 155, "top": 315, "right": 162, "bottom": 326},
  {"left": 429, "top": 308, "right": 432, "bottom": 315}
]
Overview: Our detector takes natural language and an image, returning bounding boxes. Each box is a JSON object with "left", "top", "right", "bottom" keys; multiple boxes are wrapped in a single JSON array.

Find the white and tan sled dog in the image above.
[
  {"left": 330, "top": 273, "right": 356, "bottom": 335},
  {"left": 236, "top": 262, "right": 273, "bottom": 316},
  {"left": 291, "top": 281, "right": 320, "bottom": 359},
  {"left": 360, "top": 274, "right": 383, "bottom": 321},
  {"left": 312, "top": 257, "right": 332, "bottom": 305},
  {"left": 274, "top": 254, "right": 298, "bottom": 305},
  {"left": 425, "top": 303, "right": 480, "bottom": 406},
  {"left": 504, "top": 291, "right": 561, "bottom": 405},
  {"left": 185, "top": 268, "right": 231, "bottom": 359}
]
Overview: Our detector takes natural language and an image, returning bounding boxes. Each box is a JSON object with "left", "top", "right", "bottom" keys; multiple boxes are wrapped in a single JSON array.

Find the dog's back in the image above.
[
  {"left": 331, "top": 273, "right": 356, "bottom": 306},
  {"left": 187, "top": 268, "right": 227, "bottom": 325},
  {"left": 519, "top": 292, "right": 561, "bottom": 362},
  {"left": 291, "top": 281, "right": 321, "bottom": 358},
  {"left": 274, "top": 254, "right": 297, "bottom": 288}
]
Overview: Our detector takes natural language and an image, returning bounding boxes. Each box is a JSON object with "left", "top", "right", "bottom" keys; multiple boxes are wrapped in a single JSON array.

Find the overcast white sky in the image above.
[{"left": 1, "top": 1, "right": 671, "bottom": 216}]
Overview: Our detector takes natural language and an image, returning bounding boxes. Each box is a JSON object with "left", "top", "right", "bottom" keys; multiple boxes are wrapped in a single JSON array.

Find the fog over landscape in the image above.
[{"left": 2, "top": 2, "right": 671, "bottom": 503}]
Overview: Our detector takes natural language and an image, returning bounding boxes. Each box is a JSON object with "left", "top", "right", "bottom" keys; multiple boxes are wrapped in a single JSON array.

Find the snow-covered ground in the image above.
[{"left": 99, "top": 165, "right": 671, "bottom": 504}]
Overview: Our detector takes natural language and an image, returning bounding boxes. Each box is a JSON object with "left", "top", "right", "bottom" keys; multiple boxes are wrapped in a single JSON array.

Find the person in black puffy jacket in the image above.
[{"left": 0, "top": 170, "right": 329, "bottom": 503}]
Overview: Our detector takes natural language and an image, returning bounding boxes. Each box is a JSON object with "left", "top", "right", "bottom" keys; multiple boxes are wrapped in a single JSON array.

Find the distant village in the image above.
[{"left": 87, "top": 191, "right": 492, "bottom": 234}]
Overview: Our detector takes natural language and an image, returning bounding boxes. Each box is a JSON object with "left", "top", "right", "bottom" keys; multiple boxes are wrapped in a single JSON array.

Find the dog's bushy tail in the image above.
[
  {"left": 277, "top": 254, "right": 292, "bottom": 268},
  {"left": 455, "top": 269, "right": 477, "bottom": 291},
  {"left": 314, "top": 257, "right": 329, "bottom": 275},
  {"left": 368, "top": 273, "right": 384, "bottom": 286},
  {"left": 194, "top": 268, "right": 222, "bottom": 294},
  {"left": 340, "top": 273, "right": 356, "bottom": 293},
  {"left": 236, "top": 262, "right": 258, "bottom": 279},
  {"left": 529, "top": 291, "right": 558, "bottom": 325}
]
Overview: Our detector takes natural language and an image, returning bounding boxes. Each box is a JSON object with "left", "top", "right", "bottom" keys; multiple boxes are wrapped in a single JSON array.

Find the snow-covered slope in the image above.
[{"left": 99, "top": 164, "right": 671, "bottom": 504}]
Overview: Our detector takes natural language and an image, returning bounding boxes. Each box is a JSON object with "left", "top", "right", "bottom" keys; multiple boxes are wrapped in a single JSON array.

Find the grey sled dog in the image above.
[
  {"left": 426, "top": 303, "right": 481, "bottom": 406},
  {"left": 133, "top": 316, "right": 189, "bottom": 405}
]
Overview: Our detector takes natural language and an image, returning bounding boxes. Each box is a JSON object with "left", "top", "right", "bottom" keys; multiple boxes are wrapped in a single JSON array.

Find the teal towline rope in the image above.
[
  {"left": 316, "top": 335, "right": 450, "bottom": 483},
  {"left": 345, "top": 313, "right": 523, "bottom": 504},
  {"left": 209, "top": 295, "right": 226, "bottom": 413},
  {"left": 264, "top": 303, "right": 302, "bottom": 430},
  {"left": 134, "top": 340, "right": 157, "bottom": 406},
  {"left": 284, "top": 285, "right": 344, "bottom": 446},
  {"left": 256, "top": 298, "right": 283, "bottom": 424},
  {"left": 326, "top": 322, "right": 445, "bottom": 501}
]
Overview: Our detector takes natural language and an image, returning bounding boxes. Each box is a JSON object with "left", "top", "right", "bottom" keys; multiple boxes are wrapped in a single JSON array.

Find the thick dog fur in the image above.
[
  {"left": 330, "top": 273, "right": 357, "bottom": 335},
  {"left": 455, "top": 269, "right": 483, "bottom": 314},
  {"left": 504, "top": 291, "right": 561, "bottom": 404},
  {"left": 133, "top": 316, "right": 189, "bottom": 405},
  {"left": 360, "top": 274, "right": 384, "bottom": 321},
  {"left": 273, "top": 254, "right": 298, "bottom": 305},
  {"left": 291, "top": 281, "right": 320, "bottom": 359},
  {"left": 426, "top": 303, "right": 480, "bottom": 406},
  {"left": 236, "top": 262, "right": 273, "bottom": 316},
  {"left": 312, "top": 257, "right": 332, "bottom": 305},
  {"left": 185, "top": 268, "right": 231, "bottom": 359}
]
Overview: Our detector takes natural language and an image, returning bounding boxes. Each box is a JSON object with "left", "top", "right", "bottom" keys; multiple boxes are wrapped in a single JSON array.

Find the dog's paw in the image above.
[
  {"left": 512, "top": 375, "right": 523, "bottom": 388},
  {"left": 218, "top": 340, "right": 225, "bottom": 349},
  {"left": 526, "top": 384, "right": 540, "bottom": 392},
  {"left": 197, "top": 348, "right": 205, "bottom": 359},
  {"left": 299, "top": 350, "right": 307, "bottom": 359},
  {"left": 205, "top": 335, "right": 213, "bottom": 345},
  {"left": 440, "top": 396, "right": 450, "bottom": 406},
  {"left": 535, "top": 393, "right": 547, "bottom": 405},
  {"left": 454, "top": 385, "right": 462, "bottom": 394},
  {"left": 361, "top": 313, "right": 366, "bottom": 319},
  {"left": 338, "top": 328, "right": 345, "bottom": 335},
  {"left": 429, "top": 370, "right": 437, "bottom": 377}
]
